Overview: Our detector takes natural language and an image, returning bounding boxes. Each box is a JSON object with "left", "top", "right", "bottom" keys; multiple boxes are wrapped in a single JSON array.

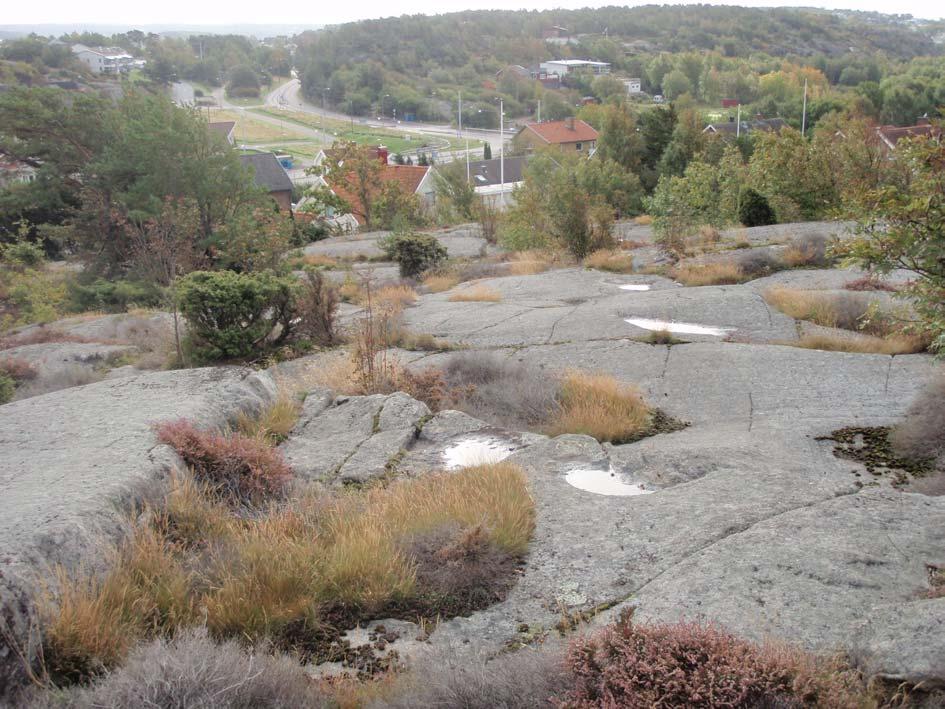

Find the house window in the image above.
[{"left": 575, "top": 142, "right": 583, "bottom": 151}]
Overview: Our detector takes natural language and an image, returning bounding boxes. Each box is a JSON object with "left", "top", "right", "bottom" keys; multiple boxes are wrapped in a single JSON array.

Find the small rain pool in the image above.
[
  {"left": 442, "top": 436, "right": 519, "bottom": 470},
  {"left": 624, "top": 317, "right": 731, "bottom": 337},
  {"left": 565, "top": 466, "right": 654, "bottom": 496},
  {"left": 619, "top": 284, "right": 651, "bottom": 292}
]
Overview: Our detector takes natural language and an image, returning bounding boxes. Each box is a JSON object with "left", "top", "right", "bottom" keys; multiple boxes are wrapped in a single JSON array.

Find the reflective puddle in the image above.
[
  {"left": 619, "top": 284, "right": 651, "bottom": 291},
  {"left": 624, "top": 317, "right": 731, "bottom": 337},
  {"left": 443, "top": 437, "right": 519, "bottom": 470},
  {"left": 565, "top": 466, "right": 654, "bottom": 496}
]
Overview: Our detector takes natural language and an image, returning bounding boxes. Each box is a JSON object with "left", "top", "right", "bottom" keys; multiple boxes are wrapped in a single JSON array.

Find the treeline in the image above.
[{"left": 296, "top": 6, "right": 944, "bottom": 123}]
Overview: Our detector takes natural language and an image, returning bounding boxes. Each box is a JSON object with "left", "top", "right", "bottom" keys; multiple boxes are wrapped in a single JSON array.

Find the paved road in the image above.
[{"left": 171, "top": 81, "right": 195, "bottom": 106}]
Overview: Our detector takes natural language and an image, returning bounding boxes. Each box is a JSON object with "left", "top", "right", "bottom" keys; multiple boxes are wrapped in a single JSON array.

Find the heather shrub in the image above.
[
  {"left": 890, "top": 376, "right": 945, "bottom": 468},
  {"left": 737, "top": 249, "right": 781, "bottom": 278},
  {"left": 844, "top": 274, "right": 899, "bottom": 292},
  {"left": 175, "top": 270, "right": 296, "bottom": 362},
  {"left": 155, "top": 420, "right": 293, "bottom": 504},
  {"left": 739, "top": 188, "right": 776, "bottom": 227},
  {"left": 381, "top": 232, "right": 447, "bottom": 278},
  {"left": 563, "top": 609, "right": 866, "bottom": 708},
  {"left": 42, "top": 628, "right": 324, "bottom": 709},
  {"left": 0, "top": 356, "right": 39, "bottom": 382},
  {"left": 441, "top": 352, "right": 558, "bottom": 430}
]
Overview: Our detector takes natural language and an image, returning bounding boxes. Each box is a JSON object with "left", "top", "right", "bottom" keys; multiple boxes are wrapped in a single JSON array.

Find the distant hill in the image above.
[{"left": 0, "top": 24, "right": 322, "bottom": 40}]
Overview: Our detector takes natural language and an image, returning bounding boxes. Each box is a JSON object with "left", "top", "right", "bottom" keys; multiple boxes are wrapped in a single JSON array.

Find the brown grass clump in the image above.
[
  {"left": 0, "top": 328, "right": 97, "bottom": 351},
  {"left": 584, "top": 249, "right": 635, "bottom": 274},
  {"left": 671, "top": 261, "right": 743, "bottom": 286},
  {"left": 633, "top": 214, "right": 653, "bottom": 225},
  {"left": 507, "top": 250, "right": 554, "bottom": 276},
  {"left": 786, "top": 333, "right": 928, "bottom": 356},
  {"left": 547, "top": 371, "right": 652, "bottom": 444},
  {"left": 299, "top": 253, "right": 339, "bottom": 269},
  {"left": 155, "top": 420, "right": 293, "bottom": 504},
  {"left": 448, "top": 285, "right": 502, "bottom": 303},
  {"left": 374, "top": 284, "right": 418, "bottom": 314},
  {"left": 237, "top": 387, "right": 302, "bottom": 444},
  {"left": 763, "top": 287, "right": 866, "bottom": 330},
  {"left": 338, "top": 274, "right": 364, "bottom": 304},
  {"left": 423, "top": 272, "right": 460, "bottom": 293}
]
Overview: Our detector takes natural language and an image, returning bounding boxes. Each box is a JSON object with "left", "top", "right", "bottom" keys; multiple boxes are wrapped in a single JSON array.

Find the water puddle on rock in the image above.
[
  {"left": 619, "top": 284, "right": 651, "bottom": 291},
  {"left": 624, "top": 317, "right": 731, "bottom": 337},
  {"left": 566, "top": 466, "right": 654, "bottom": 496},
  {"left": 443, "top": 437, "right": 519, "bottom": 470}
]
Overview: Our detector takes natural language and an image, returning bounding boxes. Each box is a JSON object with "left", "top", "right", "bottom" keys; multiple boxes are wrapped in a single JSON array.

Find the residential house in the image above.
[
  {"left": 208, "top": 121, "right": 236, "bottom": 145},
  {"left": 625, "top": 78, "right": 643, "bottom": 95},
  {"left": 0, "top": 155, "right": 37, "bottom": 188},
  {"left": 71, "top": 45, "right": 135, "bottom": 75},
  {"left": 875, "top": 117, "right": 940, "bottom": 153},
  {"left": 512, "top": 118, "right": 599, "bottom": 154},
  {"left": 539, "top": 60, "right": 611, "bottom": 78},
  {"left": 460, "top": 155, "right": 528, "bottom": 210},
  {"left": 703, "top": 115, "right": 787, "bottom": 137},
  {"left": 239, "top": 153, "right": 294, "bottom": 212}
]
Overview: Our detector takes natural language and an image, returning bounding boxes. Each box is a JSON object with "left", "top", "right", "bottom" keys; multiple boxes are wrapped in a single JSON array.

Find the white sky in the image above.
[{"left": 2, "top": 0, "right": 943, "bottom": 28}]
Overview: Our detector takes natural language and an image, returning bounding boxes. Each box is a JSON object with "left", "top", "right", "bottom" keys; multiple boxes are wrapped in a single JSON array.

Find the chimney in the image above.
[
  {"left": 565, "top": 116, "right": 575, "bottom": 130},
  {"left": 375, "top": 146, "right": 389, "bottom": 164}
]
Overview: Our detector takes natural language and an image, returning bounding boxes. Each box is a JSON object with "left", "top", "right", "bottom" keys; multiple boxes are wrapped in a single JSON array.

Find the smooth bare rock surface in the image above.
[
  {"left": 0, "top": 367, "right": 277, "bottom": 692},
  {"left": 279, "top": 390, "right": 430, "bottom": 484},
  {"left": 303, "top": 224, "right": 494, "bottom": 260},
  {"left": 851, "top": 598, "right": 945, "bottom": 688},
  {"left": 4, "top": 341, "right": 137, "bottom": 400}
]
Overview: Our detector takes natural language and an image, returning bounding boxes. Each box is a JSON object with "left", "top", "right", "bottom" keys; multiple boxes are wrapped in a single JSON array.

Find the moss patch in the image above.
[{"left": 816, "top": 426, "right": 937, "bottom": 486}]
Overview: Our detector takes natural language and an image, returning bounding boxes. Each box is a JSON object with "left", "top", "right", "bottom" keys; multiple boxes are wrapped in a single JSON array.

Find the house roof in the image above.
[
  {"left": 520, "top": 119, "right": 599, "bottom": 145},
  {"left": 239, "top": 153, "right": 293, "bottom": 193},
  {"left": 209, "top": 121, "right": 236, "bottom": 140},
  {"left": 464, "top": 156, "right": 528, "bottom": 187},
  {"left": 876, "top": 123, "right": 939, "bottom": 149},
  {"left": 703, "top": 117, "right": 787, "bottom": 136},
  {"left": 328, "top": 164, "right": 430, "bottom": 226}
]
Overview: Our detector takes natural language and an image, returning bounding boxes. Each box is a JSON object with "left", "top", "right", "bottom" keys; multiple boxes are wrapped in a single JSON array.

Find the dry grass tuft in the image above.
[
  {"left": 584, "top": 249, "right": 635, "bottom": 274},
  {"left": 547, "top": 371, "right": 652, "bottom": 444},
  {"left": 763, "top": 287, "right": 864, "bottom": 329},
  {"left": 633, "top": 215, "right": 653, "bottom": 225},
  {"left": 786, "top": 333, "right": 927, "bottom": 356},
  {"left": 299, "top": 253, "right": 340, "bottom": 269},
  {"left": 338, "top": 275, "right": 364, "bottom": 304},
  {"left": 448, "top": 285, "right": 502, "bottom": 303},
  {"left": 374, "top": 284, "right": 418, "bottom": 313},
  {"left": 423, "top": 272, "right": 460, "bottom": 293},
  {"left": 671, "top": 261, "right": 743, "bottom": 286},
  {"left": 506, "top": 250, "right": 554, "bottom": 276},
  {"left": 891, "top": 376, "right": 945, "bottom": 468},
  {"left": 237, "top": 387, "right": 302, "bottom": 444}
]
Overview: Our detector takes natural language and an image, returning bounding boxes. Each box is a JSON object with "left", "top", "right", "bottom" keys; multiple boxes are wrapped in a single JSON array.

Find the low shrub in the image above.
[
  {"left": 441, "top": 352, "right": 559, "bottom": 430},
  {"left": 891, "top": 376, "right": 945, "bottom": 468},
  {"left": 293, "top": 269, "right": 339, "bottom": 347},
  {"left": 739, "top": 188, "right": 776, "bottom": 227},
  {"left": 448, "top": 285, "right": 502, "bottom": 303},
  {"left": 0, "top": 328, "right": 95, "bottom": 351},
  {"left": 781, "top": 233, "right": 830, "bottom": 268},
  {"left": 48, "top": 628, "right": 323, "bottom": 709},
  {"left": 68, "top": 279, "right": 164, "bottom": 314},
  {"left": 175, "top": 270, "right": 296, "bottom": 362},
  {"left": 381, "top": 233, "right": 447, "bottom": 278},
  {"left": 737, "top": 249, "right": 782, "bottom": 278},
  {"left": 584, "top": 249, "right": 635, "bottom": 274},
  {"left": 671, "top": 262, "right": 743, "bottom": 286},
  {"left": 0, "top": 371, "right": 14, "bottom": 404},
  {"left": 547, "top": 371, "right": 653, "bottom": 444},
  {"left": 564, "top": 609, "right": 867, "bottom": 708},
  {"left": 643, "top": 329, "right": 685, "bottom": 345},
  {"left": 844, "top": 274, "right": 900, "bottom": 292},
  {"left": 155, "top": 420, "right": 293, "bottom": 504},
  {"left": 0, "top": 356, "right": 37, "bottom": 382}
]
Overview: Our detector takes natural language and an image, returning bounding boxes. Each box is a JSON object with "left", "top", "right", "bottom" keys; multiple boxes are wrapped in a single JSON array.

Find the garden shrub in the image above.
[
  {"left": 293, "top": 269, "right": 339, "bottom": 347},
  {"left": 738, "top": 189, "right": 776, "bottom": 227},
  {"left": 381, "top": 233, "right": 447, "bottom": 278},
  {"left": 175, "top": 270, "right": 296, "bottom": 362},
  {"left": 68, "top": 279, "right": 164, "bottom": 313},
  {"left": 155, "top": 420, "right": 293, "bottom": 504}
]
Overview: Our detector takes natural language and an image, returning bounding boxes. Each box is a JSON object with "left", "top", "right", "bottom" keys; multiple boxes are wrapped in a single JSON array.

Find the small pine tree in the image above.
[
  {"left": 483, "top": 142, "right": 492, "bottom": 160},
  {"left": 391, "top": 153, "right": 405, "bottom": 165},
  {"left": 738, "top": 189, "right": 776, "bottom": 227},
  {"left": 418, "top": 153, "right": 429, "bottom": 166}
]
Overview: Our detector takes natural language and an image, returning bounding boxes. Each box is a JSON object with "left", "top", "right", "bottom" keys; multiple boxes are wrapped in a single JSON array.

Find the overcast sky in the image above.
[{"left": 3, "top": 0, "right": 943, "bottom": 28}]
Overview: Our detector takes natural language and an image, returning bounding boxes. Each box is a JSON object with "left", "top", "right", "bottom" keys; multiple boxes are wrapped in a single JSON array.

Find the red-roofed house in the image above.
[
  {"left": 512, "top": 118, "right": 599, "bottom": 154},
  {"left": 875, "top": 118, "right": 940, "bottom": 153},
  {"left": 327, "top": 164, "right": 435, "bottom": 229}
]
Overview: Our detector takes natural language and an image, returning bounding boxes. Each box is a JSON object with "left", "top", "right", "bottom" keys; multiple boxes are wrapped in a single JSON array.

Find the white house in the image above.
[
  {"left": 625, "top": 78, "right": 643, "bottom": 94},
  {"left": 71, "top": 45, "right": 135, "bottom": 74},
  {"left": 539, "top": 60, "right": 611, "bottom": 78}
]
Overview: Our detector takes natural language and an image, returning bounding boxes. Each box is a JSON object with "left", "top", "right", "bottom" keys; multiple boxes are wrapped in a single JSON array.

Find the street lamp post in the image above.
[{"left": 497, "top": 97, "right": 504, "bottom": 188}]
